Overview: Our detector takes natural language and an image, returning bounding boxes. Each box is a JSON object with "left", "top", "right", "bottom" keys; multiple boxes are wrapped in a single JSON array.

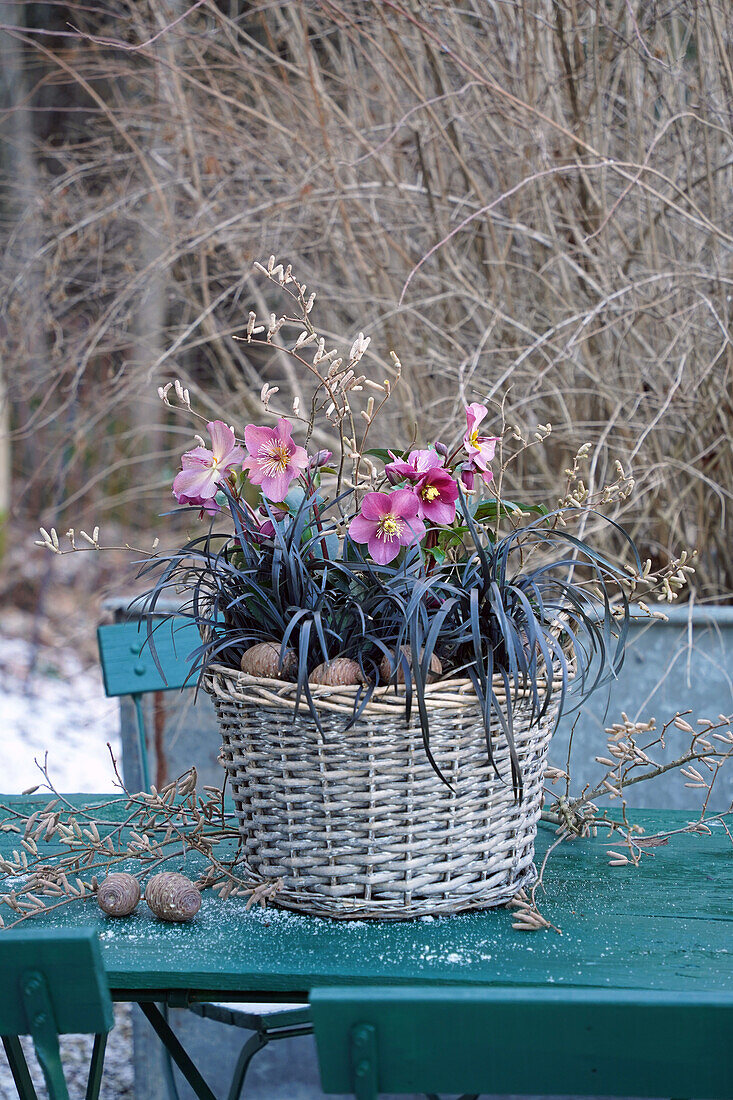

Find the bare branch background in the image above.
[{"left": 1, "top": 0, "right": 731, "bottom": 598}]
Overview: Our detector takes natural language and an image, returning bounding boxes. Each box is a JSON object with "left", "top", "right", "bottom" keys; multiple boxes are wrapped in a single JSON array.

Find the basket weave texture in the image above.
[{"left": 205, "top": 667, "right": 557, "bottom": 919}]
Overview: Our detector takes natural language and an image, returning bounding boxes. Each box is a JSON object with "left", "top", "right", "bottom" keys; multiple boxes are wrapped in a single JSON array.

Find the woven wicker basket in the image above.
[{"left": 204, "top": 665, "right": 559, "bottom": 920}]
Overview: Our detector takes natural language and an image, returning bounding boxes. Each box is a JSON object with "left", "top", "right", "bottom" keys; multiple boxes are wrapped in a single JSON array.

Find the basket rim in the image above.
[{"left": 203, "top": 659, "right": 573, "bottom": 718}]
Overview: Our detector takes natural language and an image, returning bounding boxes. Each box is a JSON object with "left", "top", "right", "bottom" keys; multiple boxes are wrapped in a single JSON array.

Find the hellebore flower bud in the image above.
[
  {"left": 461, "top": 466, "right": 475, "bottom": 491},
  {"left": 308, "top": 449, "right": 333, "bottom": 469},
  {"left": 258, "top": 502, "right": 288, "bottom": 521}
]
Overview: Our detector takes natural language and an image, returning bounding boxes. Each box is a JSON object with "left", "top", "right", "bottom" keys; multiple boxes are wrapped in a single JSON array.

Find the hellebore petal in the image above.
[
  {"left": 308, "top": 449, "right": 333, "bottom": 469},
  {"left": 244, "top": 424, "right": 276, "bottom": 454},
  {"left": 461, "top": 466, "right": 475, "bottom": 491},
  {"left": 348, "top": 488, "right": 426, "bottom": 564},
  {"left": 369, "top": 535, "right": 402, "bottom": 565},
  {"left": 359, "top": 492, "right": 393, "bottom": 520},
  {"left": 207, "top": 421, "right": 244, "bottom": 467},
  {"left": 397, "top": 512, "right": 426, "bottom": 545},
  {"left": 172, "top": 421, "right": 244, "bottom": 507},
  {"left": 389, "top": 488, "right": 421, "bottom": 517},
  {"left": 180, "top": 446, "right": 214, "bottom": 469},
  {"left": 415, "top": 467, "right": 458, "bottom": 524},
  {"left": 463, "top": 404, "right": 498, "bottom": 482},
  {"left": 243, "top": 417, "right": 309, "bottom": 501},
  {"left": 172, "top": 466, "right": 218, "bottom": 502},
  {"left": 464, "top": 403, "right": 487, "bottom": 435},
  {"left": 385, "top": 448, "right": 443, "bottom": 483},
  {"left": 348, "top": 513, "right": 378, "bottom": 543}
]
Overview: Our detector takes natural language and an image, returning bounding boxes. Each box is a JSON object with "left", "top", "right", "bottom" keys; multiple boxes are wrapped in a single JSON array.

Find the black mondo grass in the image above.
[{"left": 137, "top": 490, "right": 640, "bottom": 803}]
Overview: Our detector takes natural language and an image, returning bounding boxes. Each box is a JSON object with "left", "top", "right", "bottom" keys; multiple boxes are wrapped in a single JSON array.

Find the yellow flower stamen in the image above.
[
  {"left": 422, "top": 484, "right": 440, "bottom": 501},
  {"left": 376, "top": 513, "right": 403, "bottom": 540},
  {"left": 258, "top": 440, "right": 291, "bottom": 476}
]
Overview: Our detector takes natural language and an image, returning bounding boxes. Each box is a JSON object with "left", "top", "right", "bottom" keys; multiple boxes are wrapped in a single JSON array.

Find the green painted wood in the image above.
[
  {"left": 349, "top": 1023, "right": 378, "bottom": 1100},
  {"left": 97, "top": 620, "right": 200, "bottom": 697},
  {"left": 311, "top": 985, "right": 733, "bottom": 1098},
  {"left": 20, "top": 969, "right": 72, "bottom": 1100},
  {"left": 1, "top": 798, "right": 730, "bottom": 1004},
  {"left": 0, "top": 928, "right": 114, "bottom": 1036},
  {"left": 0, "top": 929, "right": 113, "bottom": 1100}
]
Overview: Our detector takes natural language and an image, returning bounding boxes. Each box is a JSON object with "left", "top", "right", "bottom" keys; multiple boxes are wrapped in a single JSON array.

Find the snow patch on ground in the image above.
[{"left": 0, "top": 634, "right": 120, "bottom": 794}]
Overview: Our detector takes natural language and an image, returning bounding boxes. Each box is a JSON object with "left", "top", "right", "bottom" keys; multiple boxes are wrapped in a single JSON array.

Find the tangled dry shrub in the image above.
[{"left": 1, "top": 1, "right": 731, "bottom": 596}]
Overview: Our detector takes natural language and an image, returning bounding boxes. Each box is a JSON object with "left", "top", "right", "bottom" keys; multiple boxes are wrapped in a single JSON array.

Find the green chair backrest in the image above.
[
  {"left": 97, "top": 619, "right": 201, "bottom": 698},
  {"left": 310, "top": 985, "right": 733, "bottom": 1100},
  {"left": 0, "top": 929, "right": 114, "bottom": 1100},
  {"left": 97, "top": 619, "right": 201, "bottom": 791},
  {"left": 0, "top": 928, "right": 113, "bottom": 1037}
]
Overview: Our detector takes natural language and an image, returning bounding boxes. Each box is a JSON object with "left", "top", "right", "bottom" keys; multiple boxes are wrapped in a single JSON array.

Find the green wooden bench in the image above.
[
  {"left": 0, "top": 928, "right": 114, "bottom": 1100},
  {"left": 97, "top": 617, "right": 313, "bottom": 1099}
]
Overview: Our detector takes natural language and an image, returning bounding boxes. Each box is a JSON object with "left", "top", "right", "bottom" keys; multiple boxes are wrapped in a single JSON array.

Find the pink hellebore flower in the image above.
[
  {"left": 463, "top": 403, "right": 498, "bottom": 484},
  {"left": 349, "top": 490, "right": 427, "bottom": 565},
  {"left": 385, "top": 448, "right": 443, "bottom": 485},
  {"left": 172, "top": 421, "right": 245, "bottom": 507},
  {"left": 243, "top": 417, "right": 308, "bottom": 502},
  {"left": 414, "top": 466, "right": 458, "bottom": 525}
]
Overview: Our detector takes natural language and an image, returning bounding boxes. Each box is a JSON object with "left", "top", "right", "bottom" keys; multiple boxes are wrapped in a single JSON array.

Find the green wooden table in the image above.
[{"left": 1, "top": 796, "right": 731, "bottom": 1099}]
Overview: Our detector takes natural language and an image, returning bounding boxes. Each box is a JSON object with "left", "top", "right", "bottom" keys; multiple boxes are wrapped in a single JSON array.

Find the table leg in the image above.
[
  {"left": 139, "top": 1002, "right": 217, "bottom": 1100},
  {"left": 161, "top": 1005, "right": 182, "bottom": 1100}
]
